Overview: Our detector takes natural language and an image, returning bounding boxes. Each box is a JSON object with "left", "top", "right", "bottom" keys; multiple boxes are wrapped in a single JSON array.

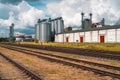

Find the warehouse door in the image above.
[
  {"left": 100, "top": 35, "right": 104, "bottom": 43},
  {"left": 80, "top": 37, "right": 83, "bottom": 43},
  {"left": 66, "top": 37, "right": 69, "bottom": 43}
]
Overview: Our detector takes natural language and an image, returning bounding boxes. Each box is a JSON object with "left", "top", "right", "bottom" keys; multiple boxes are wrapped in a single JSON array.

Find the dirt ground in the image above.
[
  {"left": 0, "top": 46, "right": 116, "bottom": 80},
  {"left": 12, "top": 45, "right": 120, "bottom": 67},
  {"left": 0, "top": 55, "right": 31, "bottom": 80}
]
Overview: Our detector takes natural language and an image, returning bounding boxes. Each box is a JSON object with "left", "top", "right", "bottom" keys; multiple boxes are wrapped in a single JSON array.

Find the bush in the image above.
[{"left": 34, "top": 38, "right": 38, "bottom": 43}]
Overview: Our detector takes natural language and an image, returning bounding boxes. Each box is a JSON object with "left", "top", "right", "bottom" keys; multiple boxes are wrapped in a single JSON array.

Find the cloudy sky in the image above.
[{"left": 0, "top": 0, "right": 120, "bottom": 37}]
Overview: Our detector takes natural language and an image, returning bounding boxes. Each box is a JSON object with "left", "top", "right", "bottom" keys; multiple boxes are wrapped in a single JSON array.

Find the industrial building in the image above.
[
  {"left": 15, "top": 35, "right": 33, "bottom": 42},
  {"left": 35, "top": 17, "right": 64, "bottom": 42},
  {"left": 55, "top": 13, "right": 120, "bottom": 43},
  {"left": 9, "top": 23, "right": 14, "bottom": 43}
]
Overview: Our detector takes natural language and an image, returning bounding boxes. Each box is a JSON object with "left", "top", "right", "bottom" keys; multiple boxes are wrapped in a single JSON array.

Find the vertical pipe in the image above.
[
  {"left": 89, "top": 13, "right": 92, "bottom": 25},
  {"left": 81, "top": 12, "right": 84, "bottom": 29},
  {"left": 102, "top": 18, "right": 105, "bottom": 26}
]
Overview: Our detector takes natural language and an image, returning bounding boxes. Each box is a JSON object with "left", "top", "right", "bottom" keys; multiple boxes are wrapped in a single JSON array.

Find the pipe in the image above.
[
  {"left": 81, "top": 12, "right": 84, "bottom": 29},
  {"left": 89, "top": 13, "right": 92, "bottom": 24}
]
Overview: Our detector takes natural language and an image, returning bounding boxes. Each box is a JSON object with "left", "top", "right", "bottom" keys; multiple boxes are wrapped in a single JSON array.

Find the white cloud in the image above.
[
  {"left": 14, "top": 32, "right": 25, "bottom": 36},
  {"left": 46, "top": 0, "right": 91, "bottom": 27},
  {"left": 46, "top": 0, "right": 120, "bottom": 27},
  {"left": 1, "top": 0, "right": 120, "bottom": 37},
  {"left": 17, "top": 7, "right": 44, "bottom": 29},
  {"left": 0, "top": 1, "right": 45, "bottom": 37},
  {"left": 91, "top": 0, "right": 120, "bottom": 25}
]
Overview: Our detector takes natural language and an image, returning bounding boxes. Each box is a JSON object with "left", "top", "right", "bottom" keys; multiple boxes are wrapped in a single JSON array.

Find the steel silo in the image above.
[
  {"left": 57, "top": 17, "right": 64, "bottom": 33},
  {"left": 50, "top": 19, "right": 55, "bottom": 41},
  {"left": 54, "top": 18, "right": 58, "bottom": 34},
  {"left": 40, "top": 20, "right": 51, "bottom": 42},
  {"left": 51, "top": 20, "right": 55, "bottom": 32},
  {"left": 35, "top": 24, "right": 40, "bottom": 40},
  {"left": 35, "top": 19, "right": 41, "bottom": 40}
]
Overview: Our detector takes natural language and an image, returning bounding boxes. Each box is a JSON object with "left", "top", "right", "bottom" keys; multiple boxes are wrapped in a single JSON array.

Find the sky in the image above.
[{"left": 0, "top": 0, "right": 120, "bottom": 37}]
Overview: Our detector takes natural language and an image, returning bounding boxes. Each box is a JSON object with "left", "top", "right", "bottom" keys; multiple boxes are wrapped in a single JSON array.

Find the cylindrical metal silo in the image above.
[
  {"left": 54, "top": 19, "right": 58, "bottom": 34},
  {"left": 40, "top": 21, "right": 51, "bottom": 42},
  {"left": 51, "top": 20, "right": 55, "bottom": 41},
  {"left": 35, "top": 24, "right": 40, "bottom": 40},
  {"left": 54, "top": 17, "right": 64, "bottom": 34},
  {"left": 35, "top": 19, "right": 41, "bottom": 40},
  {"left": 57, "top": 17, "right": 64, "bottom": 33},
  {"left": 35, "top": 17, "right": 64, "bottom": 42},
  {"left": 51, "top": 20, "right": 55, "bottom": 32}
]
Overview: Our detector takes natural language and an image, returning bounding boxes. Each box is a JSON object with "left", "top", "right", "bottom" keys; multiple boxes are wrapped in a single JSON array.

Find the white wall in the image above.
[
  {"left": 85, "top": 31, "right": 91, "bottom": 42},
  {"left": 92, "top": 31, "right": 98, "bottom": 42},
  {"left": 107, "top": 29, "right": 116, "bottom": 42},
  {"left": 55, "top": 28, "right": 120, "bottom": 43},
  {"left": 64, "top": 33, "right": 69, "bottom": 42},
  {"left": 58, "top": 34, "right": 64, "bottom": 42},
  {"left": 16, "top": 38, "right": 24, "bottom": 42},
  {"left": 74, "top": 33, "right": 79, "bottom": 42},
  {"left": 117, "top": 29, "right": 120, "bottom": 42},
  {"left": 69, "top": 33, "right": 74, "bottom": 42},
  {"left": 79, "top": 32, "right": 84, "bottom": 36},
  {"left": 55, "top": 35, "right": 58, "bottom": 42}
]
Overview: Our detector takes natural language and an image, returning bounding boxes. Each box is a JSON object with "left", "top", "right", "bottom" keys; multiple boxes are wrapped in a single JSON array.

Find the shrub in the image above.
[{"left": 34, "top": 38, "right": 38, "bottom": 43}]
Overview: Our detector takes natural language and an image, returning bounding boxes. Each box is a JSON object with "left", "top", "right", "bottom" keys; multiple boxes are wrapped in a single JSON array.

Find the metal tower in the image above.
[{"left": 9, "top": 23, "right": 14, "bottom": 43}]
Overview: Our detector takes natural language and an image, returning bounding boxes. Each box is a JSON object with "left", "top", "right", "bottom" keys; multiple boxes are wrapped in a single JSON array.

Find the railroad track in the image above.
[
  {"left": 0, "top": 52, "right": 43, "bottom": 80},
  {"left": 1, "top": 45, "right": 120, "bottom": 79},
  {"left": 3, "top": 43, "right": 120, "bottom": 61},
  {"left": 1, "top": 44, "right": 120, "bottom": 71}
]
